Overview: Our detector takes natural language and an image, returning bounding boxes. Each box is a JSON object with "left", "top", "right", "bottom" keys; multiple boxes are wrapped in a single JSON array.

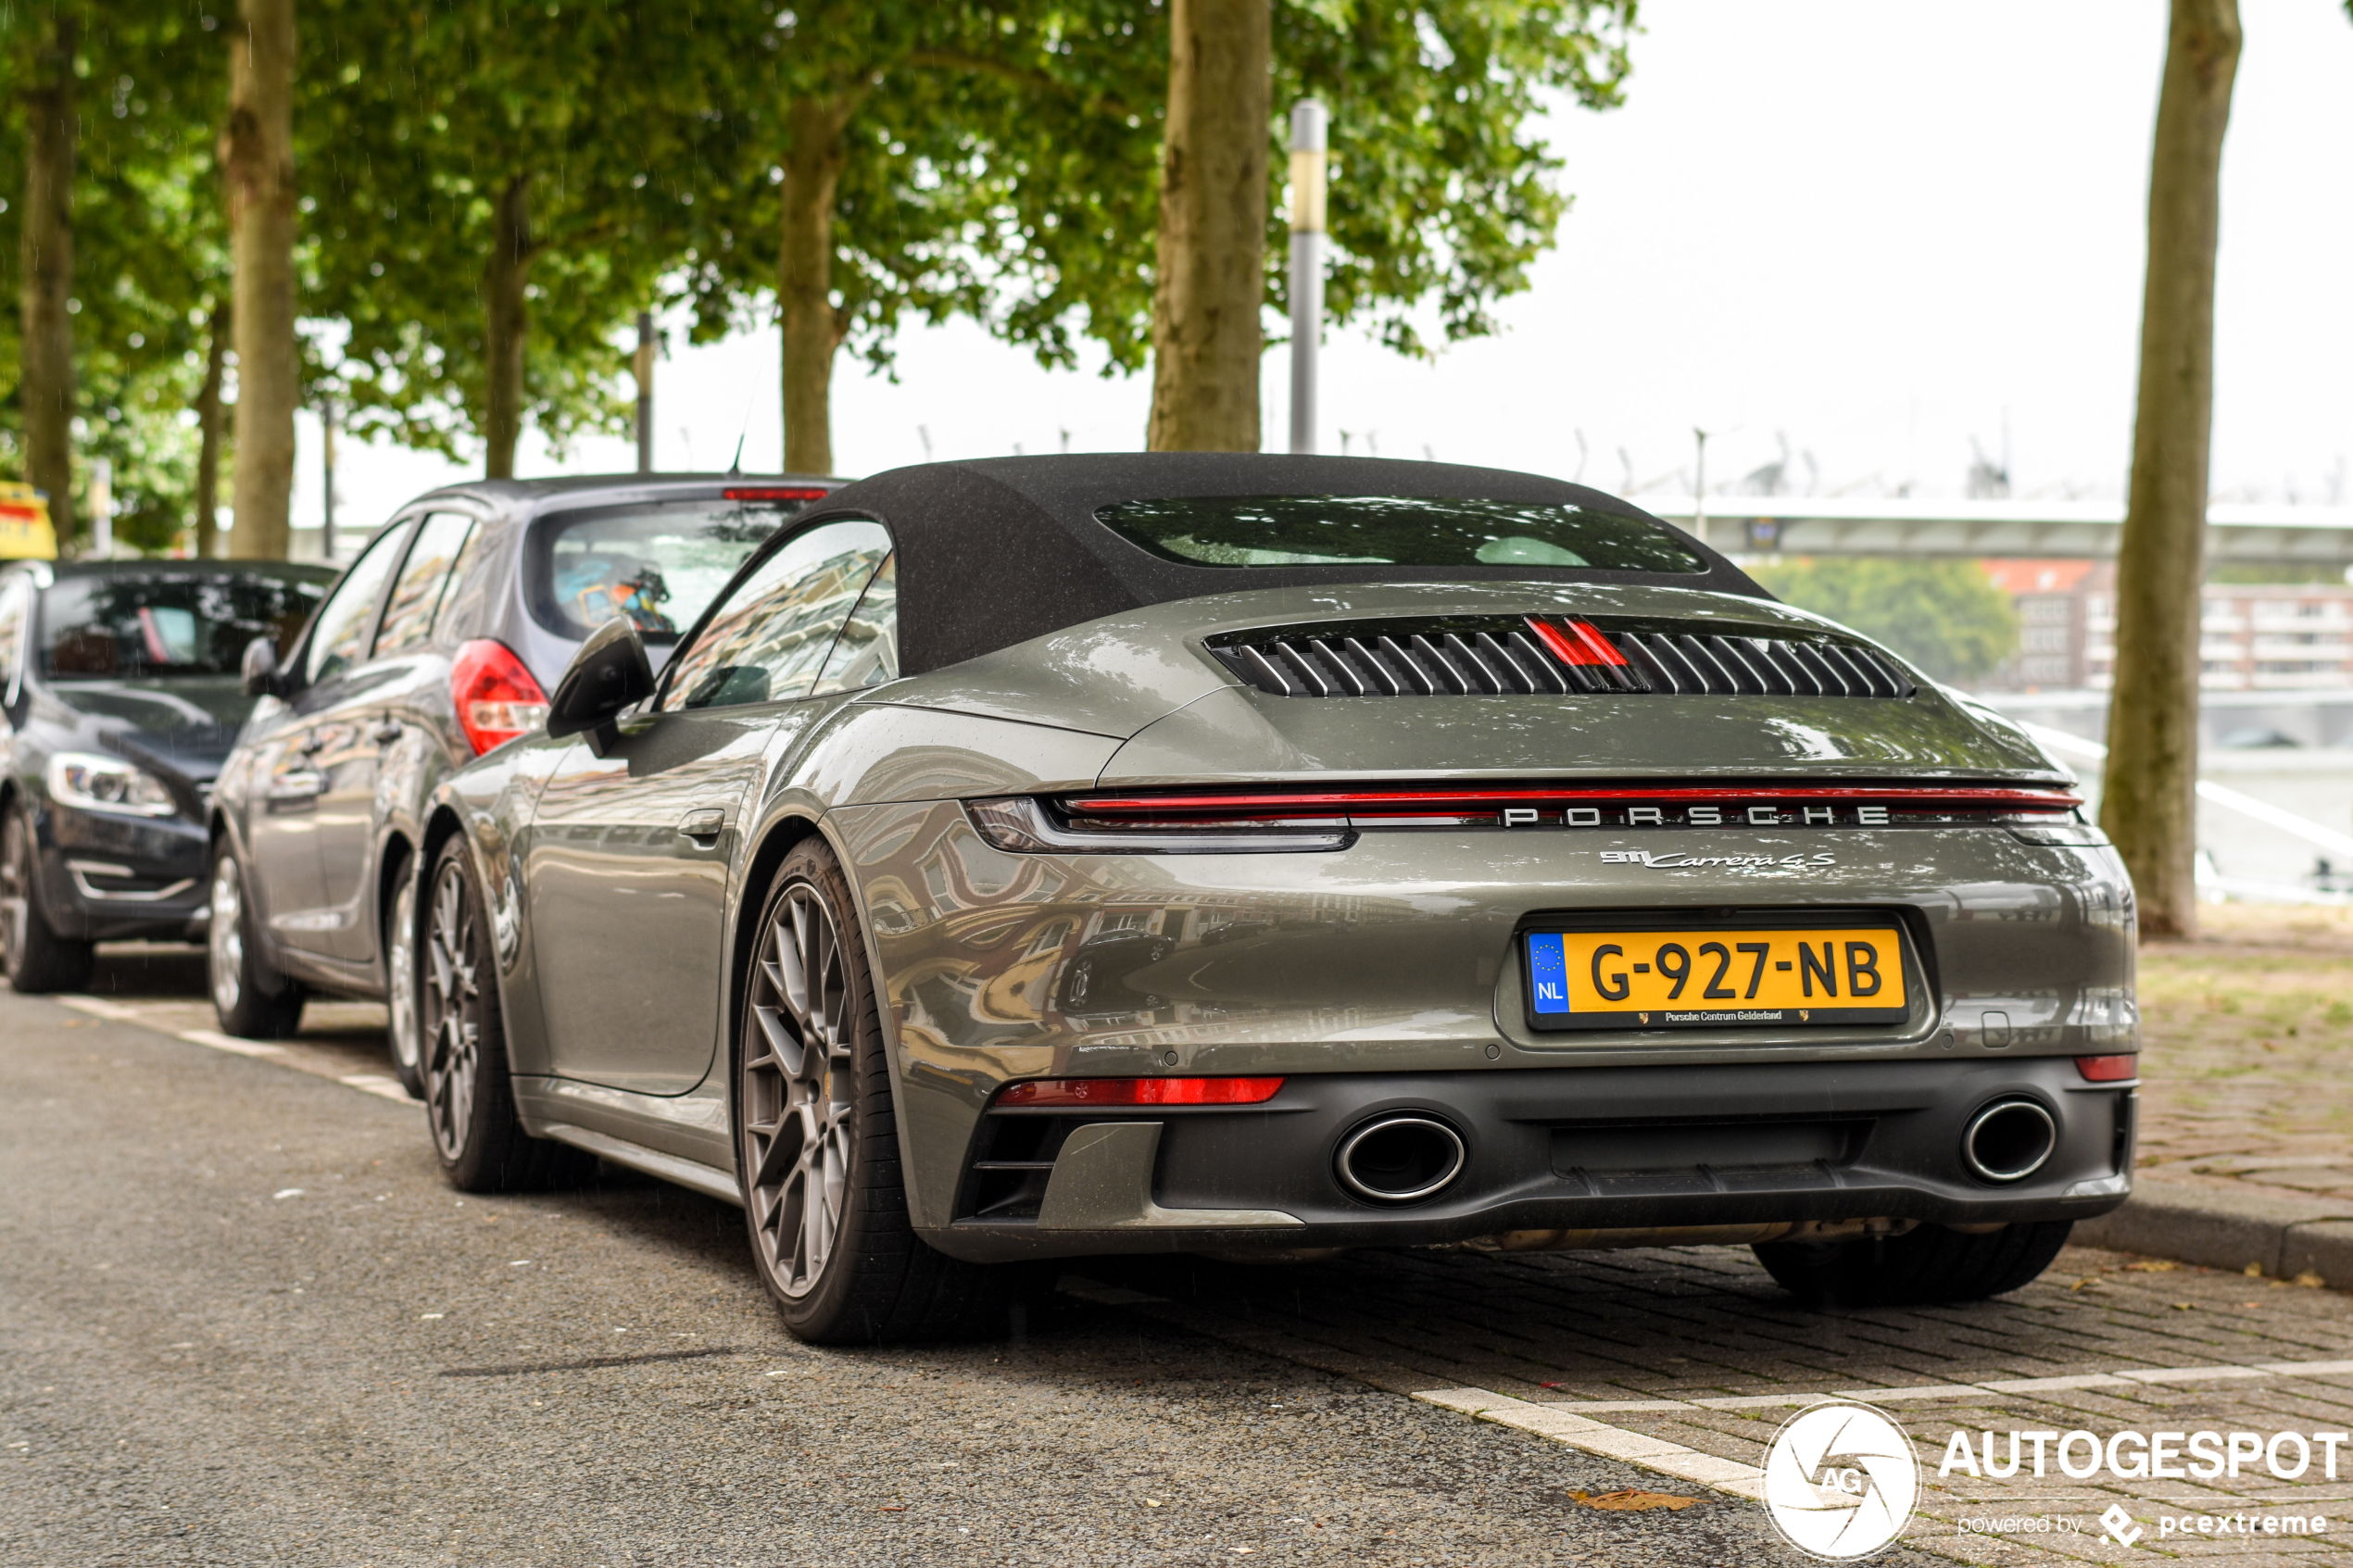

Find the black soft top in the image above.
[{"left": 795, "top": 454, "right": 1768, "bottom": 675}]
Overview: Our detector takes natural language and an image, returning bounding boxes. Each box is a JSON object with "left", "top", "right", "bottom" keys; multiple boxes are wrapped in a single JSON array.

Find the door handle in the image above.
[
  {"left": 677, "top": 808, "right": 727, "bottom": 843},
  {"left": 267, "top": 769, "right": 325, "bottom": 804},
  {"left": 371, "top": 720, "right": 404, "bottom": 745}
]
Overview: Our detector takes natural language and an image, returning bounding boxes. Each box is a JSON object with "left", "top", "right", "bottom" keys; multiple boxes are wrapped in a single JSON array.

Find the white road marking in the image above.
[
  {"left": 1411, "top": 1386, "right": 1768, "bottom": 1499},
  {"left": 1405, "top": 1353, "right": 2353, "bottom": 1509},
  {"left": 176, "top": 1029, "right": 287, "bottom": 1059},
  {"left": 57, "top": 995, "right": 149, "bottom": 1022},
  {"left": 339, "top": 1073, "right": 419, "bottom": 1104}
]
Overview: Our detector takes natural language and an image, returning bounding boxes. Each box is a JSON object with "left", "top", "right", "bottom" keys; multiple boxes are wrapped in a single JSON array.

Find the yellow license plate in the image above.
[{"left": 1524, "top": 921, "right": 1910, "bottom": 1031}]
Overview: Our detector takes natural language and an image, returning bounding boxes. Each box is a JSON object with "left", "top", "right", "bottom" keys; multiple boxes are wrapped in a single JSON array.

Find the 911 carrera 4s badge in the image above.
[{"left": 1524, "top": 917, "right": 1910, "bottom": 1031}]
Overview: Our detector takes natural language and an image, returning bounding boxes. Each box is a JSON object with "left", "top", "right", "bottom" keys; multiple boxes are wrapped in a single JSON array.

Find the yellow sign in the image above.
[
  {"left": 0, "top": 483, "right": 56, "bottom": 560},
  {"left": 1528, "top": 923, "right": 1909, "bottom": 1030}
]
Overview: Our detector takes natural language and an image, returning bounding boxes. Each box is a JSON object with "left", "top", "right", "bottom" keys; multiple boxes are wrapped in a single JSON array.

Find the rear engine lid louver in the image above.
[{"left": 1208, "top": 616, "right": 1915, "bottom": 699}]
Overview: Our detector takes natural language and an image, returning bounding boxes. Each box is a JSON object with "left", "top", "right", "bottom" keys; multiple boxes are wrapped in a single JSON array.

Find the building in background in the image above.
[{"left": 1982, "top": 559, "right": 2353, "bottom": 694}]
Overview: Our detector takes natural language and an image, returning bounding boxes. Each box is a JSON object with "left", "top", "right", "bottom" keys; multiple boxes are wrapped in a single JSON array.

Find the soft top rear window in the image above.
[
  {"left": 1096, "top": 495, "right": 1707, "bottom": 575},
  {"left": 529, "top": 495, "right": 814, "bottom": 644}
]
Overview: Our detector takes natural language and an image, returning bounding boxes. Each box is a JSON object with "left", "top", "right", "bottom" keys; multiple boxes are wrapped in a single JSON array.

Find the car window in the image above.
[
  {"left": 812, "top": 553, "right": 899, "bottom": 694},
  {"left": 661, "top": 520, "right": 891, "bottom": 711},
  {"left": 374, "top": 512, "right": 477, "bottom": 657},
  {"left": 0, "top": 577, "right": 29, "bottom": 692},
  {"left": 34, "top": 570, "right": 329, "bottom": 680},
  {"left": 531, "top": 492, "right": 825, "bottom": 646},
  {"left": 305, "top": 523, "right": 409, "bottom": 685}
]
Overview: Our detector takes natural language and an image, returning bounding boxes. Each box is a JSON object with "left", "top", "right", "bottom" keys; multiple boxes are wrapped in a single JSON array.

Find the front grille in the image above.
[{"left": 1209, "top": 616, "right": 1915, "bottom": 699}]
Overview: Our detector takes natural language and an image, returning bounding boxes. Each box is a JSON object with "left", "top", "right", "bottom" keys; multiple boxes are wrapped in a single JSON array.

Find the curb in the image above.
[{"left": 2073, "top": 1176, "right": 2353, "bottom": 1285}]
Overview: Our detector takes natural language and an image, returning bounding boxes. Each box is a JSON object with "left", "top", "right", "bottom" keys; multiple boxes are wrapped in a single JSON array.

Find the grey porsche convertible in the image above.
[{"left": 413, "top": 454, "right": 2136, "bottom": 1342}]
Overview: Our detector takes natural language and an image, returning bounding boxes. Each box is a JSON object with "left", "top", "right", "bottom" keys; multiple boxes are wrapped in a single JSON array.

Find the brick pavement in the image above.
[{"left": 1077, "top": 1243, "right": 2353, "bottom": 1563}]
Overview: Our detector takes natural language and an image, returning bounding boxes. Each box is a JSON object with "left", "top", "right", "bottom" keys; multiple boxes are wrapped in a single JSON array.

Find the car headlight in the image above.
[{"left": 46, "top": 752, "right": 179, "bottom": 817}]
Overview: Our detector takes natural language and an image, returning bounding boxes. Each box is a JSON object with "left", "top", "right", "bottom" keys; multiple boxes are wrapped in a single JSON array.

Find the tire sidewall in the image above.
[
  {"left": 736, "top": 841, "right": 892, "bottom": 1338},
  {"left": 424, "top": 837, "right": 512, "bottom": 1188},
  {"left": 386, "top": 871, "right": 423, "bottom": 1092}
]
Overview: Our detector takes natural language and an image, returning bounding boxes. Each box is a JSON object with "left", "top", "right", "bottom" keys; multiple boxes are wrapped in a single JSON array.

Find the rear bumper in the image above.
[{"left": 921, "top": 1058, "right": 2135, "bottom": 1263}]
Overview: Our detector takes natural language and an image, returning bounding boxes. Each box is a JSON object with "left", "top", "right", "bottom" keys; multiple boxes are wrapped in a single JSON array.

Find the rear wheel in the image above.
[
  {"left": 207, "top": 845, "right": 304, "bottom": 1037},
  {"left": 736, "top": 838, "right": 1036, "bottom": 1344},
  {"left": 1753, "top": 1221, "right": 2074, "bottom": 1308},
  {"left": 1, "top": 805, "right": 93, "bottom": 994},
  {"left": 421, "top": 837, "right": 581, "bottom": 1191}
]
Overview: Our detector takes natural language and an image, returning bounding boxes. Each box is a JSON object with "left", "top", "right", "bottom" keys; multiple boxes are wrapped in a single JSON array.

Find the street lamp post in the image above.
[
  {"left": 321, "top": 397, "right": 338, "bottom": 561},
  {"left": 1287, "top": 100, "right": 1327, "bottom": 457},
  {"left": 634, "top": 311, "right": 655, "bottom": 474}
]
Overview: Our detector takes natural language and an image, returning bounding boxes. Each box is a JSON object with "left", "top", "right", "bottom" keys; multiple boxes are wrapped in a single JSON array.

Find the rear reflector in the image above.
[
  {"left": 450, "top": 639, "right": 551, "bottom": 756},
  {"left": 723, "top": 485, "right": 830, "bottom": 502},
  {"left": 992, "top": 1076, "right": 1286, "bottom": 1108},
  {"left": 2074, "top": 1054, "right": 2138, "bottom": 1082}
]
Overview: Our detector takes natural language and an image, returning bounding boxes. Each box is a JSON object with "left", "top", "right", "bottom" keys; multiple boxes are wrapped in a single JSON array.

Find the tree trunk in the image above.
[
  {"left": 195, "top": 298, "right": 231, "bottom": 558},
  {"left": 1147, "top": 0, "right": 1271, "bottom": 453},
  {"left": 2100, "top": 0, "right": 2241, "bottom": 941},
  {"left": 482, "top": 175, "right": 534, "bottom": 479},
  {"left": 779, "top": 97, "right": 850, "bottom": 476},
  {"left": 19, "top": 10, "right": 78, "bottom": 548},
  {"left": 222, "top": 0, "right": 299, "bottom": 561}
]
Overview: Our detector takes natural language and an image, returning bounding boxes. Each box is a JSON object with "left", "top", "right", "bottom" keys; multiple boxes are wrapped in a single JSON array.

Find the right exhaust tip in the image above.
[
  {"left": 1963, "top": 1098, "right": 2057, "bottom": 1183},
  {"left": 1336, "top": 1115, "right": 1466, "bottom": 1204}
]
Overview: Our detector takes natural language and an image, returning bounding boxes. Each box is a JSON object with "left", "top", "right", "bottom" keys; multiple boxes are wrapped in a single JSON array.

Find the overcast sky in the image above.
[{"left": 299, "top": 0, "right": 2353, "bottom": 540}]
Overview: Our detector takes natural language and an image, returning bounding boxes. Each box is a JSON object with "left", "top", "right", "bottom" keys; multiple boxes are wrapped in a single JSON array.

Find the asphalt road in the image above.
[
  {"left": 1, "top": 951, "right": 1871, "bottom": 1568},
  {"left": 6, "top": 950, "right": 2350, "bottom": 1566}
]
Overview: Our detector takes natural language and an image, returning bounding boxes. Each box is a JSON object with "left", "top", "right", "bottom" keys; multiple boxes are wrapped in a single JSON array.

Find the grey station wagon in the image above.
[{"left": 206, "top": 474, "right": 839, "bottom": 1085}]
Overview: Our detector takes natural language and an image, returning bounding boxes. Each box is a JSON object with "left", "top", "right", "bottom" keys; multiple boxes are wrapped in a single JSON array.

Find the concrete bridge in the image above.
[{"left": 1635, "top": 495, "right": 2353, "bottom": 569}]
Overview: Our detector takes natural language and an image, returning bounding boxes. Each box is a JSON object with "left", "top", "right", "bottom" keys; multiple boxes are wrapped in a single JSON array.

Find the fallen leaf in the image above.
[
  {"left": 877, "top": 1505, "right": 906, "bottom": 1513},
  {"left": 2171, "top": 1302, "right": 2196, "bottom": 1311},
  {"left": 1571, "top": 1489, "right": 1697, "bottom": 1512},
  {"left": 2124, "top": 1260, "right": 2180, "bottom": 1273},
  {"left": 1143, "top": 1499, "right": 1163, "bottom": 1508},
  {"left": 2295, "top": 1271, "right": 2326, "bottom": 1288},
  {"left": 2244, "top": 1262, "right": 2264, "bottom": 1278}
]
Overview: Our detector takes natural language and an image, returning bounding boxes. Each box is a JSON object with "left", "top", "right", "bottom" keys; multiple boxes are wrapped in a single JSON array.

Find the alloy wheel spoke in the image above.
[{"left": 744, "top": 875, "right": 861, "bottom": 1301}]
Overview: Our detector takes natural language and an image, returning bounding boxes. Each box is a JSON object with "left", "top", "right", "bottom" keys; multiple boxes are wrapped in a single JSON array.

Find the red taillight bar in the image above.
[
  {"left": 723, "top": 485, "right": 830, "bottom": 501},
  {"left": 1066, "top": 784, "right": 2082, "bottom": 816},
  {"left": 2074, "top": 1055, "right": 2138, "bottom": 1082},
  {"left": 992, "top": 1076, "right": 1286, "bottom": 1108}
]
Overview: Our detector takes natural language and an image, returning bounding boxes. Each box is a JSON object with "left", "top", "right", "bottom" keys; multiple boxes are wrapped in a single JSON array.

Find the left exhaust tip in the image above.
[{"left": 1335, "top": 1115, "right": 1466, "bottom": 1204}]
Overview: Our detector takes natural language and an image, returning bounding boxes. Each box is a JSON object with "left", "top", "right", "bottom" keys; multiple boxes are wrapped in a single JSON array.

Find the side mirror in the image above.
[
  {"left": 241, "top": 635, "right": 284, "bottom": 698},
  {"left": 547, "top": 616, "right": 655, "bottom": 751}
]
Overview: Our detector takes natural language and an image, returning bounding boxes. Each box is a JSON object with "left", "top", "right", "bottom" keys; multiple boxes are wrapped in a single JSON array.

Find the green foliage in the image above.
[
  {"left": 1276, "top": 0, "right": 1637, "bottom": 358},
  {"left": 299, "top": 0, "right": 722, "bottom": 462},
  {"left": 680, "top": 0, "right": 1640, "bottom": 382},
  {"left": 1749, "top": 557, "right": 2021, "bottom": 686},
  {"left": 0, "top": 0, "right": 1644, "bottom": 521},
  {"left": 673, "top": 2, "right": 1032, "bottom": 376},
  {"left": 0, "top": 0, "right": 228, "bottom": 551}
]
